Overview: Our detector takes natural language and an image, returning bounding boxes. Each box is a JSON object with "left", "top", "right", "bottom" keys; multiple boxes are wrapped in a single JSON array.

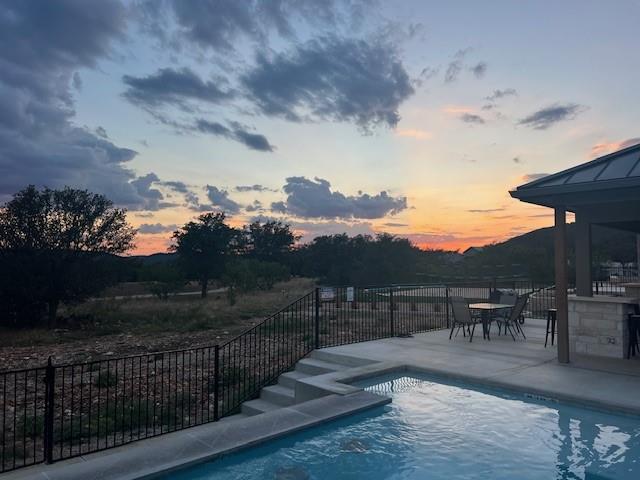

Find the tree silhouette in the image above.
[
  {"left": 0, "top": 185, "right": 135, "bottom": 327},
  {"left": 171, "top": 212, "right": 240, "bottom": 298}
]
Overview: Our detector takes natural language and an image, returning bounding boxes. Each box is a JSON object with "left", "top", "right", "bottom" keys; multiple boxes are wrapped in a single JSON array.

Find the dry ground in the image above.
[{"left": 0, "top": 278, "right": 315, "bottom": 370}]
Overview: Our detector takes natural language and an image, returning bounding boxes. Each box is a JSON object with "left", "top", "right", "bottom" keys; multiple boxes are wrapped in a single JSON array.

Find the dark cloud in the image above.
[
  {"left": 0, "top": 0, "right": 165, "bottom": 209},
  {"left": 518, "top": 103, "right": 585, "bottom": 130},
  {"left": 138, "top": 223, "right": 178, "bottom": 234},
  {"left": 470, "top": 62, "right": 487, "bottom": 78},
  {"left": 235, "top": 184, "right": 276, "bottom": 193},
  {"left": 122, "top": 67, "right": 232, "bottom": 109},
  {"left": 195, "top": 119, "right": 275, "bottom": 152},
  {"left": 95, "top": 126, "right": 109, "bottom": 139},
  {"left": 241, "top": 36, "right": 414, "bottom": 131},
  {"left": 138, "top": 0, "right": 375, "bottom": 52},
  {"left": 245, "top": 200, "right": 263, "bottom": 212},
  {"left": 271, "top": 201, "right": 287, "bottom": 214},
  {"left": 131, "top": 173, "right": 177, "bottom": 211},
  {"left": 274, "top": 176, "right": 407, "bottom": 219},
  {"left": 205, "top": 185, "right": 241, "bottom": 214},
  {"left": 161, "top": 180, "right": 189, "bottom": 193},
  {"left": 485, "top": 88, "right": 517, "bottom": 102},
  {"left": 459, "top": 113, "right": 485, "bottom": 125}
]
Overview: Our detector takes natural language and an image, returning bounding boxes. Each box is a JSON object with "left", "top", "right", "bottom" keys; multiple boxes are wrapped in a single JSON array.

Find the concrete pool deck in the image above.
[{"left": 6, "top": 319, "right": 640, "bottom": 480}]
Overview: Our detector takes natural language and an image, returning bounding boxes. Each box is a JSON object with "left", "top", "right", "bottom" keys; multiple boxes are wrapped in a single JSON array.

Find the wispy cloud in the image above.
[
  {"left": 518, "top": 103, "right": 586, "bottom": 130},
  {"left": 590, "top": 137, "right": 640, "bottom": 157},
  {"left": 485, "top": 88, "right": 517, "bottom": 102}
]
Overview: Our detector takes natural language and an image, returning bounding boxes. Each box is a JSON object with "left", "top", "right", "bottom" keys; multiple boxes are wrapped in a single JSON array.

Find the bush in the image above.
[
  {"left": 142, "top": 264, "right": 185, "bottom": 300},
  {"left": 222, "top": 259, "right": 290, "bottom": 304}
]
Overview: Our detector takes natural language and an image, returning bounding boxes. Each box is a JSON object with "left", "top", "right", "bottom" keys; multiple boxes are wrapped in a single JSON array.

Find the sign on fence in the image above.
[
  {"left": 319, "top": 287, "right": 336, "bottom": 301},
  {"left": 346, "top": 286, "right": 355, "bottom": 302}
]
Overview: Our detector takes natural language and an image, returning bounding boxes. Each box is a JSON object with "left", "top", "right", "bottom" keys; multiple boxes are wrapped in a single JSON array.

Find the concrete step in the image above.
[
  {"left": 241, "top": 398, "right": 281, "bottom": 416},
  {"left": 260, "top": 384, "right": 295, "bottom": 406},
  {"left": 310, "top": 349, "right": 374, "bottom": 367},
  {"left": 218, "top": 413, "right": 248, "bottom": 423},
  {"left": 278, "top": 370, "right": 311, "bottom": 389},
  {"left": 295, "top": 358, "right": 349, "bottom": 376}
]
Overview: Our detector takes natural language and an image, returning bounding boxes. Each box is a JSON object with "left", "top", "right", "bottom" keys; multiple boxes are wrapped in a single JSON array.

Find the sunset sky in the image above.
[{"left": 2, "top": 0, "right": 639, "bottom": 254}]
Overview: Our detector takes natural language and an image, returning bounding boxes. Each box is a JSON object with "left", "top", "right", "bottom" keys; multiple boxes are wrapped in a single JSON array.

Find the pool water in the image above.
[{"left": 162, "top": 373, "right": 640, "bottom": 480}]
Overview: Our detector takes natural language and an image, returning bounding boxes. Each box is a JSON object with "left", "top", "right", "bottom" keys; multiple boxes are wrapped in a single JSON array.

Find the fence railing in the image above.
[{"left": 0, "top": 280, "right": 554, "bottom": 473}]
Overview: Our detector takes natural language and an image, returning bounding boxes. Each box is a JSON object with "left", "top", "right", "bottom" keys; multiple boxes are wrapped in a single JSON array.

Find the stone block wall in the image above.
[{"left": 568, "top": 297, "right": 634, "bottom": 358}]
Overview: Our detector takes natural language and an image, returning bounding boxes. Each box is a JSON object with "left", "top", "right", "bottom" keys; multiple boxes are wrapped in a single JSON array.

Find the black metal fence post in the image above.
[
  {"left": 213, "top": 346, "right": 219, "bottom": 421},
  {"left": 445, "top": 286, "right": 450, "bottom": 328},
  {"left": 314, "top": 287, "right": 320, "bottom": 349},
  {"left": 390, "top": 288, "right": 395, "bottom": 337},
  {"left": 43, "top": 357, "right": 55, "bottom": 464}
]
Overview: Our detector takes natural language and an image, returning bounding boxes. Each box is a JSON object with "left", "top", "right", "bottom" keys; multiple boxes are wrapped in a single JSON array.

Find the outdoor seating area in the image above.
[{"left": 449, "top": 291, "right": 530, "bottom": 343}]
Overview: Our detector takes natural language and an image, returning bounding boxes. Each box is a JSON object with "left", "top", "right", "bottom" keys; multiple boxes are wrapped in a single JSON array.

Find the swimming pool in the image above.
[{"left": 160, "top": 372, "right": 640, "bottom": 479}]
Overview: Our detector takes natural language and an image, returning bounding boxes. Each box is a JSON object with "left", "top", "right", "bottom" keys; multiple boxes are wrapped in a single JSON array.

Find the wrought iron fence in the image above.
[{"left": 0, "top": 280, "right": 555, "bottom": 473}]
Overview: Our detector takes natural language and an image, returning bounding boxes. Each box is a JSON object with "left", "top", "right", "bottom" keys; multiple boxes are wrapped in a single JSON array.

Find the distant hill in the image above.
[
  {"left": 459, "top": 223, "right": 638, "bottom": 282},
  {"left": 487, "top": 223, "right": 637, "bottom": 263},
  {"left": 129, "top": 252, "right": 177, "bottom": 265}
]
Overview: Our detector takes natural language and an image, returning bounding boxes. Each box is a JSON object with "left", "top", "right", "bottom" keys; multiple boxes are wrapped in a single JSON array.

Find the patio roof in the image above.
[{"left": 510, "top": 142, "right": 640, "bottom": 219}]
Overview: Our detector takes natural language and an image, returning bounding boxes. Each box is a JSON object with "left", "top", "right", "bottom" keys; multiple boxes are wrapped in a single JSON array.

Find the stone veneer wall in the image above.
[{"left": 568, "top": 296, "right": 635, "bottom": 359}]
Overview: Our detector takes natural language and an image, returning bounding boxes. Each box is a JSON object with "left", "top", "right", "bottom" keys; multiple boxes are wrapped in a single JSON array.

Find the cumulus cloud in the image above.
[
  {"left": 459, "top": 113, "right": 485, "bottom": 125},
  {"left": 518, "top": 103, "right": 585, "bottom": 130},
  {"left": 241, "top": 36, "right": 414, "bottom": 131},
  {"left": 273, "top": 176, "right": 407, "bottom": 219},
  {"left": 0, "top": 0, "right": 164, "bottom": 209},
  {"left": 205, "top": 185, "right": 241, "bottom": 213},
  {"left": 195, "top": 119, "right": 274, "bottom": 152},
  {"left": 122, "top": 67, "right": 232, "bottom": 109},
  {"left": 138, "top": 223, "right": 178, "bottom": 234}
]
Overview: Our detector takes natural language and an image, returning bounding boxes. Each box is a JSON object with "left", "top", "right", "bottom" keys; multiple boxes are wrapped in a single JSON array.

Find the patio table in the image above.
[{"left": 468, "top": 303, "right": 513, "bottom": 340}]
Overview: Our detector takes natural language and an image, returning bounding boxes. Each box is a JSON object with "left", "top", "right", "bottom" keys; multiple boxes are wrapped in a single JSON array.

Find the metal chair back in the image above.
[
  {"left": 451, "top": 296, "right": 474, "bottom": 324},
  {"left": 509, "top": 294, "right": 529, "bottom": 322}
]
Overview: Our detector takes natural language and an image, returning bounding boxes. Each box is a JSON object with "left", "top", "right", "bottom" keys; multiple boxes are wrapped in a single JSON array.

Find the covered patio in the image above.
[{"left": 510, "top": 143, "right": 640, "bottom": 363}]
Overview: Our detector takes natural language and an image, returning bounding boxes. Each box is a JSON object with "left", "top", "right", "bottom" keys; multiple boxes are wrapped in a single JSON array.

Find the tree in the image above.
[
  {"left": 242, "top": 221, "right": 298, "bottom": 262},
  {"left": 0, "top": 185, "right": 136, "bottom": 327},
  {"left": 171, "top": 212, "right": 239, "bottom": 298}
]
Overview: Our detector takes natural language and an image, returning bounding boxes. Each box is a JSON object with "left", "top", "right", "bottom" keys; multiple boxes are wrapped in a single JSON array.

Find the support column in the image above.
[
  {"left": 555, "top": 207, "right": 570, "bottom": 363},
  {"left": 575, "top": 211, "right": 592, "bottom": 297},
  {"left": 636, "top": 234, "right": 640, "bottom": 273}
]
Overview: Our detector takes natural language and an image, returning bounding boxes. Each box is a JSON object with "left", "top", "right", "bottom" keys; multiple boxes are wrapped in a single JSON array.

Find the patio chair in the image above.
[
  {"left": 449, "top": 296, "right": 480, "bottom": 342},
  {"left": 501, "top": 294, "right": 529, "bottom": 340},
  {"left": 489, "top": 290, "right": 517, "bottom": 336}
]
